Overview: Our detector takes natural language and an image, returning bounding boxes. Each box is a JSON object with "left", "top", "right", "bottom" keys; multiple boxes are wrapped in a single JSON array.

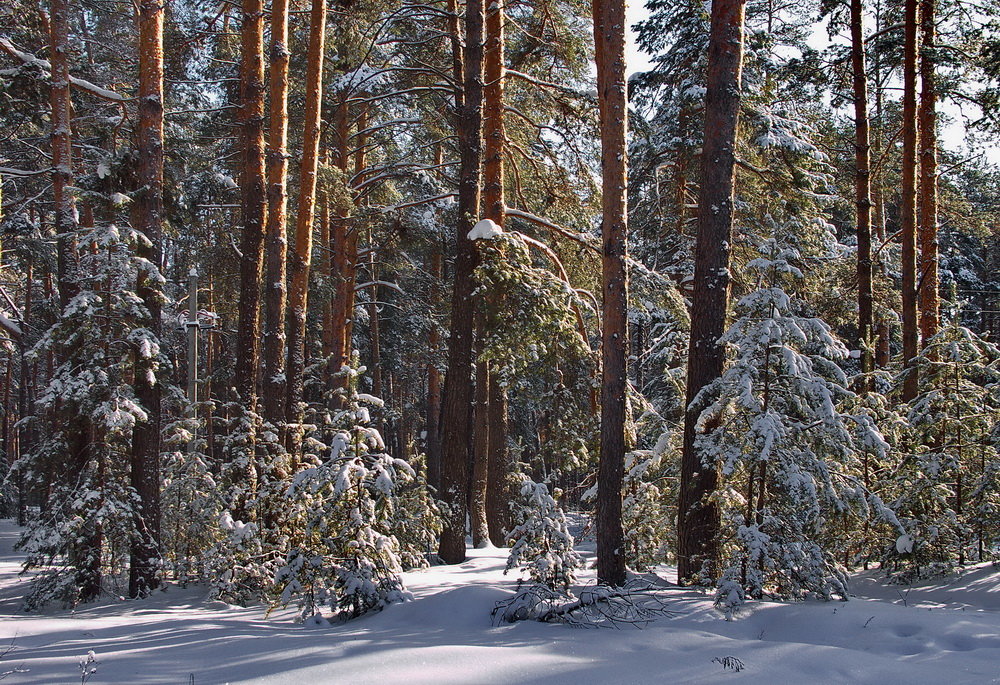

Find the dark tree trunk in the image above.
[
  {"left": 677, "top": 0, "right": 747, "bottom": 585},
  {"left": 900, "top": 0, "right": 920, "bottom": 400},
  {"left": 850, "top": 0, "right": 874, "bottom": 390},
  {"left": 479, "top": 0, "right": 508, "bottom": 547},
  {"left": 485, "top": 372, "right": 511, "bottom": 546},
  {"left": 438, "top": 0, "right": 485, "bottom": 564},
  {"left": 593, "top": 0, "right": 629, "bottom": 588},
  {"left": 129, "top": 0, "right": 165, "bottom": 598},
  {"left": 470, "top": 355, "right": 490, "bottom": 547},
  {"left": 426, "top": 249, "right": 443, "bottom": 490},
  {"left": 50, "top": 0, "right": 99, "bottom": 602},
  {"left": 918, "top": 0, "right": 939, "bottom": 346},
  {"left": 262, "top": 0, "right": 290, "bottom": 430},
  {"left": 231, "top": 0, "right": 268, "bottom": 517}
]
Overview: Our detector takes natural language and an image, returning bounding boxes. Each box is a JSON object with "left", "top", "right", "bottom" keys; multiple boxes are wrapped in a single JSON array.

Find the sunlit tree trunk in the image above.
[
  {"left": 918, "top": 0, "right": 939, "bottom": 346},
  {"left": 262, "top": 0, "right": 290, "bottom": 430},
  {"left": 593, "top": 0, "right": 629, "bottom": 587},
  {"left": 232, "top": 0, "right": 268, "bottom": 516},
  {"left": 130, "top": 0, "right": 164, "bottom": 598},
  {"left": 850, "top": 0, "right": 874, "bottom": 389},
  {"left": 285, "top": 0, "right": 327, "bottom": 454},
  {"left": 481, "top": 0, "right": 509, "bottom": 547}
]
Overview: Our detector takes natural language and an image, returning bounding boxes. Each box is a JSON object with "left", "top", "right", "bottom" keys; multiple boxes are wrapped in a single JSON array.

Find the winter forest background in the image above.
[{"left": 0, "top": 0, "right": 999, "bottom": 679}]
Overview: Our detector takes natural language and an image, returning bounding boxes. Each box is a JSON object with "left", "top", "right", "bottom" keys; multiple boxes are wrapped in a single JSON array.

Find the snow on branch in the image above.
[
  {"left": 491, "top": 580, "right": 679, "bottom": 628},
  {"left": 0, "top": 37, "right": 127, "bottom": 102}
]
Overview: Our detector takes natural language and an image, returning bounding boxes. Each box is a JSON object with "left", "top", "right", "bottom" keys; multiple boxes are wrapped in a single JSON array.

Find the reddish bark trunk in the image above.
[
  {"left": 285, "top": 0, "right": 327, "bottom": 453},
  {"left": 593, "top": 0, "right": 629, "bottom": 587},
  {"left": 129, "top": 0, "right": 165, "bottom": 598},
  {"left": 262, "top": 0, "right": 290, "bottom": 428},
  {"left": 850, "top": 0, "right": 874, "bottom": 389},
  {"left": 918, "top": 0, "right": 939, "bottom": 346},
  {"left": 438, "top": 0, "right": 485, "bottom": 564},
  {"left": 677, "top": 0, "right": 747, "bottom": 585}
]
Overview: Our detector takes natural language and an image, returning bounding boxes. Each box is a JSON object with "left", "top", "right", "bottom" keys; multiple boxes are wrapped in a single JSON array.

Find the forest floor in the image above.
[{"left": 1, "top": 519, "right": 999, "bottom": 684}]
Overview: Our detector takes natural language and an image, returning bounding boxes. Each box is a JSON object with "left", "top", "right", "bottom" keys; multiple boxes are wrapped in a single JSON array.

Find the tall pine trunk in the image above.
[
  {"left": 593, "top": 0, "right": 629, "bottom": 587},
  {"left": 262, "top": 0, "right": 290, "bottom": 430},
  {"left": 677, "top": 0, "right": 747, "bottom": 585},
  {"left": 438, "top": 0, "right": 485, "bottom": 564},
  {"left": 850, "top": 0, "right": 874, "bottom": 389},
  {"left": 129, "top": 0, "right": 164, "bottom": 598},
  {"left": 425, "top": 248, "right": 443, "bottom": 490},
  {"left": 231, "top": 0, "right": 268, "bottom": 517},
  {"left": 485, "top": 372, "right": 511, "bottom": 545},
  {"left": 285, "top": 0, "right": 326, "bottom": 454},
  {"left": 50, "top": 0, "right": 100, "bottom": 601},
  {"left": 900, "top": 0, "right": 920, "bottom": 400},
  {"left": 481, "top": 0, "right": 509, "bottom": 546},
  {"left": 918, "top": 0, "right": 939, "bottom": 345}
]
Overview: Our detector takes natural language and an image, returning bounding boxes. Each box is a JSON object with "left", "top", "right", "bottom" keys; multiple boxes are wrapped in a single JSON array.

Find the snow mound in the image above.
[{"left": 468, "top": 219, "right": 503, "bottom": 241}]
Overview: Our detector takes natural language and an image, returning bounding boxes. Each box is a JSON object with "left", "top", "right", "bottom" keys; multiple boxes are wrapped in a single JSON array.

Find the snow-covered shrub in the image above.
[
  {"left": 622, "top": 444, "right": 674, "bottom": 571},
  {"left": 274, "top": 360, "right": 412, "bottom": 621},
  {"left": 160, "top": 391, "right": 221, "bottom": 584},
  {"left": 207, "top": 403, "right": 279, "bottom": 605},
  {"left": 696, "top": 233, "right": 889, "bottom": 600},
  {"left": 889, "top": 315, "right": 1000, "bottom": 576},
  {"left": 391, "top": 452, "right": 442, "bottom": 570},
  {"left": 11, "top": 224, "right": 159, "bottom": 608},
  {"left": 505, "top": 476, "right": 582, "bottom": 591}
]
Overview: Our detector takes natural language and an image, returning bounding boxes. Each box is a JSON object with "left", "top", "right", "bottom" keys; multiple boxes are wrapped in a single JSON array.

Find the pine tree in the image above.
[
  {"left": 505, "top": 475, "right": 582, "bottom": 592},
  {"left": 891, "top": 311, "right": 1000, "bottom": 577},
  {"left": 697, "top": 226, "right": 890, "bottom": 602},
  {"left": 15, "top": 224, "right": 162, "bottom": 608},
  {"left": 275, "top": 358, "right": 412, "bottom": 621}
]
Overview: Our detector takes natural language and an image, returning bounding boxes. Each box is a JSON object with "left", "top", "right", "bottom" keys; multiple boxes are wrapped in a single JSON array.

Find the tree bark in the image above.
[
  {"left": 285, "top": 0, "right": 327, "bottom": 454},
  {"left": 426, "top": 248, "right": 443, "bottom": 490},
  {"left": 438, "top": 0, "right": 485, "bottom": 564},
  {"left": 129, "top": 0, "right": 164, "bottom": 598},
  {"left": 900, "top": 0, "right": 920, "bottom": 400},
  {"left": 479, "top": 0, "right": 508, "bottom": 548},
  {"left": 918, "top": 0, "right": 939, "bottom": 346},
  {"left": 850, "top": 0, "right": 874, "bottom": 390},
  {"left": 677, "top": 0, "right": 747, "bottom": 585},
  {"left": 262, "top": 0, "right": 290, "bottom": 429},
  {"left": 49, "top": 0, "right": 77, "bottom": 310},
  {"left": 231, "top": 0, "right": 267, "bottom": 517},
  {"left": 327, "top": 97, "right": 357, "bottom": 407},
  {"left": 485, "top": 371, "right": 510, "bottom": 545},
  {"left": 593, "top": 0, "right": 629, "bottom": 588},
  {"left": 470, "top": 354, "right": 490, "bottom": 547}
]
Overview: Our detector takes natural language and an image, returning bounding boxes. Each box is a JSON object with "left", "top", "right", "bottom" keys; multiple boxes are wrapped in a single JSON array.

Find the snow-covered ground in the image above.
[{"left": 1, "top": 519, "right": 999, "bottom": 684}]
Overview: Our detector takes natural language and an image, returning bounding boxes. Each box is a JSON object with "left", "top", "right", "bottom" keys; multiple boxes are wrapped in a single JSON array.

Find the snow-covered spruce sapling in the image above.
[
  {"left": 390, "top": 452, "right": 442, "bottom": 570},
  {"left": 695, "top": 235, "right": 886, "bottom": 602},
  {"left": 11, "top": 224, "right": 160, "bottom": 608},
  {"left": 505, "top": 476, "right": 582, "bottom": 592},
  {"left": 160, "top": 387, "right": 221, "bottom": 585},
  {"left": 889, "top": 313, "right": 1000, "bottom": 577},
  {"left": 274, "top": 359, "right": 412, "bottom": 621},
  {"left": 207, "top": 403, "right": 279, "bottom": 605}
]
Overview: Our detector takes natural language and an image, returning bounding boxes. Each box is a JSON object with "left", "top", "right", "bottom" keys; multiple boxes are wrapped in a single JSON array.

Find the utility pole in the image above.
[{"left": 187, "top": 268, "right": 199, "bottom": 452}]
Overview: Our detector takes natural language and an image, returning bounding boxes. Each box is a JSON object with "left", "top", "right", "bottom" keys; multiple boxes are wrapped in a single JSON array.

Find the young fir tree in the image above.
[
  {"left": 695, "top": 225, "right": 890, "bottom": 605},
  {"left": 274, "top": 358, "right": 412, "bottom": 621},
  {"left": 14, "top": 223, "right": 162, "bottom": 608},
  {"left": 890, "top": 310, "right": 1000, "bottom": 577},
  {"left": 505, "top": 475, "right": 582, "bottom": 592},
  {"left": 160, "top": 388, "right": 220, "bottom": 585}
]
